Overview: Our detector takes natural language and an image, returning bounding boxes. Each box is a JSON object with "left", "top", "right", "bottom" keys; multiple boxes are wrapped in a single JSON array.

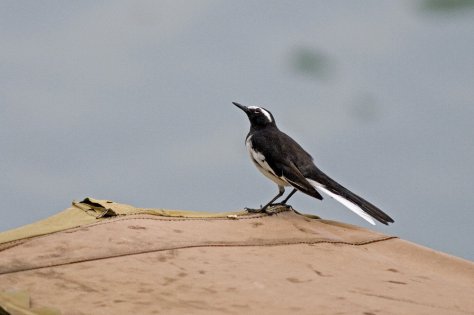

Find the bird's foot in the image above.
[
  {"left": 245, "top": 203, "right": 291, "bottom": 215},
  {"left": 244, "top": 207, "right": 265, "bottom": 214},
  {"left": 266, "top": 203, "right": 293, "bottom": 213},
  {"left": 269, "top": 202, "right": 292, "bottom": 208},
  {"left": 245, "top": 205, "right": 277, "bottom": 215}
]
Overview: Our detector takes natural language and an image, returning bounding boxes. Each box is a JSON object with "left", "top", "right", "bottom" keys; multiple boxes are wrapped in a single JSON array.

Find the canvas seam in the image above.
[{"left": 0, "top": 236, "right": 398, "bottom": 276}]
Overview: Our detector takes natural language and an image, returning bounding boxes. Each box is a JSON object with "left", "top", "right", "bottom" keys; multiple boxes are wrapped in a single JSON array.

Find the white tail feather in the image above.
[{"left": 307, "top": 179, "right": 376, "bottom": 225}]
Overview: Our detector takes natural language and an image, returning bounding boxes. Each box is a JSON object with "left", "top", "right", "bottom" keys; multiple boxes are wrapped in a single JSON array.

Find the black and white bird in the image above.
[{"left": 233, "top": 102, "right": 394, "bottom": 225}]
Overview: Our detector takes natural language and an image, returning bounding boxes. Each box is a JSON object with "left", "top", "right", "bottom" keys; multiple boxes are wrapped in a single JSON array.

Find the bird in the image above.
[{"left": 233, "top": 102, "right": 394, "bottom": 225}]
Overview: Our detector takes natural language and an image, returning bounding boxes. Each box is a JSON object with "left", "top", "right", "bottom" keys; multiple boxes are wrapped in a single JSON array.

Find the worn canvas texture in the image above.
[{"left": 0, "top": 199, "right": 473, "bottom": 315}]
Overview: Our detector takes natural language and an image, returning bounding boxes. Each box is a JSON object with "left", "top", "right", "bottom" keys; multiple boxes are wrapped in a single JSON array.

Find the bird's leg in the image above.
[
  {"left": 279, "top": 188, "right": 297, "bottom": 205},
  {"left": 246, "top": 186, "right": 285, "bottom": 213}
]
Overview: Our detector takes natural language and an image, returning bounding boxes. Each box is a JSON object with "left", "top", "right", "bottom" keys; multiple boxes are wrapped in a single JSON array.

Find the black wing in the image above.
[{"left": 251, "top": 128, "right": 323, "bottom": 200}]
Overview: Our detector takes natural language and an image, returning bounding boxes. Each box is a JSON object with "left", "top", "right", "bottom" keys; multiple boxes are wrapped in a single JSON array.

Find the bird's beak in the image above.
[{"left": 232, "top": 102, "right": 249, "bottom": 113}]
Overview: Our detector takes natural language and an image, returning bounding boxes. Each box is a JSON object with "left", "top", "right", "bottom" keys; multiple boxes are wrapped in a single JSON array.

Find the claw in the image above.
[
  {"left": 245, "top": 207, "right": 264, "bottom": 213},
  {"left": 270, "top": 202, "right": 290, "bottom": 207},
  {"left": 245, "top": 204, "right": 290, "bottom": 215}
]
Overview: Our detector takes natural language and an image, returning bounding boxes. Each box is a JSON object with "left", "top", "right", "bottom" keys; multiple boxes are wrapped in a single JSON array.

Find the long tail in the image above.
[{"left": 306, "top": 177, "right": 394, "bottom": 225}]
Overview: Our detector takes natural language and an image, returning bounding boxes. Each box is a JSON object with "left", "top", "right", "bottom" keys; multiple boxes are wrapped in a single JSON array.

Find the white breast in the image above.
[{"left": 246, "top": 136, "right": 289, "bottom": 187}]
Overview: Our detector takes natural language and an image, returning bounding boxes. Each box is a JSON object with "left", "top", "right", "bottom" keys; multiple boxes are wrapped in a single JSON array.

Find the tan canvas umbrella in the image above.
[{"left": 0, "top": 198, "right": 473, "bottom": 314}]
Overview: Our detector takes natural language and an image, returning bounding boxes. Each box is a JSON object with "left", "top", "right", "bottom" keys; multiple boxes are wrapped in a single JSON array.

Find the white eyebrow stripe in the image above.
[{"left": 248, "top": 106, "right": 273, "bottom": 122}]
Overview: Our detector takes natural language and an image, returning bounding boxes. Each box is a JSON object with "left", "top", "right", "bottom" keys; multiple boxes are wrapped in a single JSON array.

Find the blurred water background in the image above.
[{"left": 1, "top": 0, "right": 473, "bottom": 260}]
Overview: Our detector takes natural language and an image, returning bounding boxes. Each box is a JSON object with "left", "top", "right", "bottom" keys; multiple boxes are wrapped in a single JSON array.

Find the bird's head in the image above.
[{"left": 233, "top": 102, "right": 276, "bottom": 128}]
